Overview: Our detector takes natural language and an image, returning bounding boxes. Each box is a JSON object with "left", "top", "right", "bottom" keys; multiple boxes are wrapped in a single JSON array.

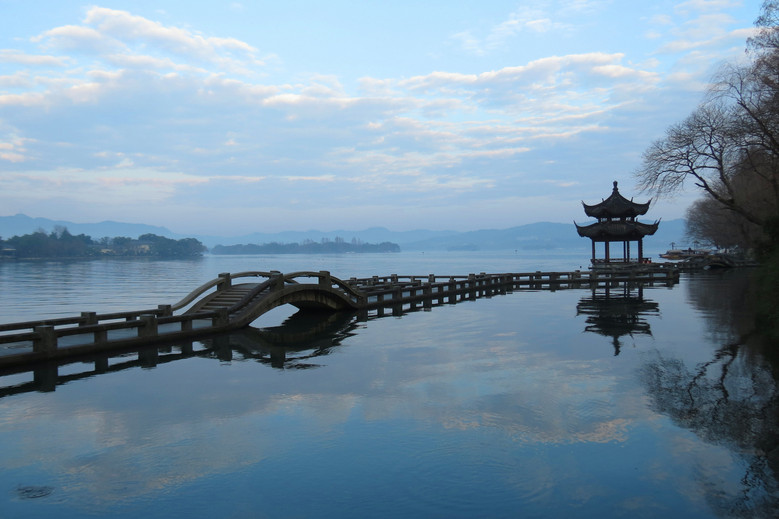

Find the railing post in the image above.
[
  {"left": 269, "top": 271, "right": 284, "bottom": 291},
  {"left": 157, "top": 304, "right": 172, "bottom": 316},
  {"left": 217, "top": 272, "right": 232, "bottom": 291},
  {"left": 319, "top": 270, "right": 332, "bottom": 287},
  {"left": 80, "top": 311, "right": 97, "bottom": 326},
  {"left": 138, "top": 346, "right": 159, "bottom": 367},
  {"left": 138, "top": 314, "right": 159, "bottom": 339},
  {"left": 549, "top": 273, "right": 558, "bottom": 292},
  {"left": 393, "top": 286, "right": 403, "bottom": 315},
  {"left": 213, "top": 308, "right": 229, "bottom": 327},
  {"left": 94, "top": 328, "right": 107, "bottom": 344},
  {"left": 33, "top": 325, "right": 57, "bottom": 354},
  {"left": 33, "top": 364, "right": 57, "bottom": 392},
  {"left": 448, "top": 277, "right": 456, "bottom": 303},
  {"left": 181, "top": 318, "right": 193, "bottom": 332}
]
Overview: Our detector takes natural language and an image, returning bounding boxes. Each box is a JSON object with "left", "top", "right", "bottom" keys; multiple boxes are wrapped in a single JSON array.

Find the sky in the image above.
[{"left": 0, "top": 1, "right": 762, "bottom": 235}]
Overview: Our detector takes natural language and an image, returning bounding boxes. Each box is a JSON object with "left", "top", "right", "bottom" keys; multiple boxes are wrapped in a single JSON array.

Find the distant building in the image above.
[{"left": 575, "top": 181, "right": 659, "bottom": 265}]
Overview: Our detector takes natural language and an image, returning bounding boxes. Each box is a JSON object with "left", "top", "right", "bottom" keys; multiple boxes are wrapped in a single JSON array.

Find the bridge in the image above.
[{"left": 0, "top": 267, "right": 679, "bottom": 368}]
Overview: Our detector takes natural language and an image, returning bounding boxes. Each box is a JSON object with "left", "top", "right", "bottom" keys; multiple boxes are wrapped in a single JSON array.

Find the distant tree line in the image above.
[
  {"left": 0, "top": 226, "right": 206, "bottom": 258},
  {"left": 212, "top": 237, "right": 400, "bottom": 254}
]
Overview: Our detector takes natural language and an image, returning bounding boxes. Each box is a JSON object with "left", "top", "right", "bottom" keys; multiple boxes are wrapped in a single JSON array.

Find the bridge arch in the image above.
[
  {"left": 229, "top": 282, "right": 361, "bottom": 328},
  {"left": 182, "top": 271, "right": 366, "bottom": 330}
]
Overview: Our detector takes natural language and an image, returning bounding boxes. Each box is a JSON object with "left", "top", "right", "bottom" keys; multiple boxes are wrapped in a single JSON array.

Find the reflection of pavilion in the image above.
[{"left": 576, "top": 284, "right": 659, "bottom": 355}]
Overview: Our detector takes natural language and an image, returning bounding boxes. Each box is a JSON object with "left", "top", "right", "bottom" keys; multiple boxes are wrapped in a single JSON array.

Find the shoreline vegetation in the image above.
[
  {"left": 0, "top": 228, "right": 206, "bottom": 259},
  {"left": 0, "top": 228, "right": 401, "bottom": 259}
]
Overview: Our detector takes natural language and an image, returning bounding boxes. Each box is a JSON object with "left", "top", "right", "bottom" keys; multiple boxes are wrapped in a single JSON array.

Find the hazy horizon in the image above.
[{"left": 0, "top": 211, "right": 683, "bottom": 237}]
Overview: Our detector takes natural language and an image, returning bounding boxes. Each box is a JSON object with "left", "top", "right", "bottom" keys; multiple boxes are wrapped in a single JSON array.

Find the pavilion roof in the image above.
[
  {"left": 582, "top": 181, "right": 651, "bottom": 219},
  {"left": 574, "top": 219, "right": 659, "bottom": 242}
]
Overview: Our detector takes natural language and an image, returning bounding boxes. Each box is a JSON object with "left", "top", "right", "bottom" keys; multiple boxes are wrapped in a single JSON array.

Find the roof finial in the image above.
[{"left": 613, "top": 180, "right": 618, "bottom": 192}]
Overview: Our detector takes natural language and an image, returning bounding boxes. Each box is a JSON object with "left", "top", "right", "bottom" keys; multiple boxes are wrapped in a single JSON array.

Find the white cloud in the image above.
[
  {"left": 33, "top": 24, "right": 121, "bottom": 54},
  {"left": 83, "top": 7, "right": 258, "bottom": 59},
  {"left": 30, "top": 7, "right": 264, "bottom": 75},
  {"left": 282, "top": 175, "right": 336, "bottom": 182},
  {"left": 452, "top": 2, "right": 579, "bottom": 55},
  {"left": 0, "top": 2, "right": 758, "bottom": 232},
  {"left": 0, "top": 50, "right": 69, "bottom": 66},
  {"left": 675, "top": 0, "right": 742, "bottom": 14}
]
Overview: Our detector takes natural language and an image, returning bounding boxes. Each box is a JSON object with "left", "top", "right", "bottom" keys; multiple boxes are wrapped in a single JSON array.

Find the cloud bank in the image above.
[{"left": 0, "top": 2, "right": 756, "bottom": 233}]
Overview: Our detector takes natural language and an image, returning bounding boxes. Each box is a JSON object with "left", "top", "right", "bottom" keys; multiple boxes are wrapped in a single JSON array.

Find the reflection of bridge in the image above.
[
  {"left": 0, "top": 267, "right": 678, "bottom": 368},
  {"left": 0, "top": 311, "right": 362, "bottom": 399}
]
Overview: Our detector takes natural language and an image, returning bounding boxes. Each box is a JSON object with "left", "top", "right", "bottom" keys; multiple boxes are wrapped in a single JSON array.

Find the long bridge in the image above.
[{"left": 0, "top": 267, "right": 679, "bottom": 368}]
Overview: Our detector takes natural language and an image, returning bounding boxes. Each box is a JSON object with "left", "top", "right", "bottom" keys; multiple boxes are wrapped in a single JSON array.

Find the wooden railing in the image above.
[{"left": 0, "top": 267, "right": 679, "bottom": 368}]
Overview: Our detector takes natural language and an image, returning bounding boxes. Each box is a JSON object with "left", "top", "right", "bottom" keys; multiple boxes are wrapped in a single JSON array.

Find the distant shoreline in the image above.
[{"left": 211, "top": 241, "right": 401, "bottom": 255}]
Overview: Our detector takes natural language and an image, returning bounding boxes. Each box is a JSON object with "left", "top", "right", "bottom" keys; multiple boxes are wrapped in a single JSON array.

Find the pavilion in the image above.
[{"left": 575, "top": 181, "right": 659, "bottom": 265}]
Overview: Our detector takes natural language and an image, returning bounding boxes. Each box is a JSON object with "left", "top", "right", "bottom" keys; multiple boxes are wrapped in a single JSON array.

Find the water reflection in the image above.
[
  {"left": 3, "top": 271, "right": 779, "bottom": 518},
  {"left": 203, "top": 310, "right": 360, "bottom": 369},
  {"left": 0, "top": 309, "right": 362, "bottom": 397},
  {"left": 642, "top": 270, "right": 779, "bottom": 516},
  {"left": 577, "top": 284, "right": 659, "bottom": 355}
]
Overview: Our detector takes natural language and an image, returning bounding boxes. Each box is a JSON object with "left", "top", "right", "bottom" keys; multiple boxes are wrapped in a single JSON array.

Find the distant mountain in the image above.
[
  {"left": 0, "top": 214, "right": 687, "bottom": 254},
  {"left": 400, "top": 219, "right": 686, "bottom": 253},
  {"left": 0, "top": 214, "right": 175, "bottom": 240}
]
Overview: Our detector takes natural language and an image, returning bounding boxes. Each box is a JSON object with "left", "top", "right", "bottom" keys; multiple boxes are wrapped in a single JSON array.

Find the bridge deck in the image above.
[{"left": 0, "top": 267, "right": 679, "bottom": 368}]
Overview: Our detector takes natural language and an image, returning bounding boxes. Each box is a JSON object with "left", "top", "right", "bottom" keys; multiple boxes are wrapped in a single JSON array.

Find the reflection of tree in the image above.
[
  {"left": 577, "top": 284, "right": 659, "bottom": 355},
  {"left": 641, "top": 271, "right": 779, "bottom": 517}
]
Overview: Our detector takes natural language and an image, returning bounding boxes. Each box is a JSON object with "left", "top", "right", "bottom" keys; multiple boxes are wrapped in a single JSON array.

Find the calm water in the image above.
[{"left": 0, "top": 252, "right": 777, "bottom": 518}]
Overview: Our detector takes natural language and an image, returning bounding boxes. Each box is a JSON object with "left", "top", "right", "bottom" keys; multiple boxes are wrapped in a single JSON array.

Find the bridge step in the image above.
[{"left": 194, "top": 283, "right": 264, "bottom": 312}]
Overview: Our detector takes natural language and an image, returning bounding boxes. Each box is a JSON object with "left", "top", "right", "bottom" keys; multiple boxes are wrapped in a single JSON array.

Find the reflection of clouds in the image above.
[
  {"left": 0, "top": 286, "right": 766, "bottom": 514},
  {"left": 0, "top": 299, "right": 656, "bottom": 507},
  {"left": 353, "top": 309, "right": 644, "bottom": 445},
  {"left": 1, "top": 387, "right": 369, "bottom": 506}
]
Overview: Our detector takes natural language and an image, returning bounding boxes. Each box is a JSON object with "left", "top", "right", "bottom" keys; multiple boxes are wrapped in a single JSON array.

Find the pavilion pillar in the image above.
[
  {"left": 591, "top": 240, "right": 595, "bottom": 262},
  {"left": 638, "top": 239, "right": 644, "bottom": 262},
  {"left": 605, "top": 242, "right": 610, "bottom": 263}
]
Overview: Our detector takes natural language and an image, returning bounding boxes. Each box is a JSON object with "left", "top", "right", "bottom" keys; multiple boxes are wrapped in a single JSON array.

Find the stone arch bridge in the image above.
[{"left": 0, "top": 268, "right": 679, "bottom": 368}]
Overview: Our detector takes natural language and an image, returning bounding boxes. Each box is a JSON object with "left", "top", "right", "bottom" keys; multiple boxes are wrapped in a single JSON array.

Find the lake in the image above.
[{"left": 0, "top": 251, "right": 777, "bottom": 518}]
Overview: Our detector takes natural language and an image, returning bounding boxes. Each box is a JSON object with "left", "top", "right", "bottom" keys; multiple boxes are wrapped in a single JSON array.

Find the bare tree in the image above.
[
  {"left": 636, "top": 103, "right": 764, "bottom": 226},
  {"left": 748, "top": 0, "right": 779, "bottom": 53},
  {"left": 636, "top": 2, "right": 779, "bottom": 250},
  {"left": 685, "top": 197, "right": 761, "bottom": 250}
]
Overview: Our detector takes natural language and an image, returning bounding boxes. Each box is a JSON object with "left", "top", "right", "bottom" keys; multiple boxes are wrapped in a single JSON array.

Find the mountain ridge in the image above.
[{"left": 0, "top": 214, "right": 686, "bottom": 253}]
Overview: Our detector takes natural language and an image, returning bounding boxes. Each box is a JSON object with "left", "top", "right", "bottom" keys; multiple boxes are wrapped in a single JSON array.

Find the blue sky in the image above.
[{"left": 0, "top": 1, "right": 760, "bottom": 235}]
